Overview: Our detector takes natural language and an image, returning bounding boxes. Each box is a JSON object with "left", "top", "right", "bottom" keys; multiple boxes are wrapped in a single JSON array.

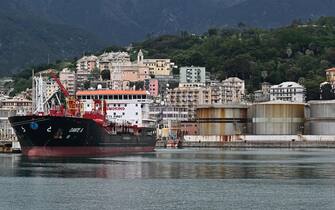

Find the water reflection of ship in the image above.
[{"left": 8, "top": 150, "right": 334, "bottom": 179}]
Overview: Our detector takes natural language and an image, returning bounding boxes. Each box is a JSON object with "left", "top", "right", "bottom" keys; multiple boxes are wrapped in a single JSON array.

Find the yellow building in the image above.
[{"left": 138, "top": 50, "right": 174, "bottom": 76}]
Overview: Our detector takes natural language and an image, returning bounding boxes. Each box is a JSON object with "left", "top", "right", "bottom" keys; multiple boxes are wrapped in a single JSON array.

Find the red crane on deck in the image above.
[{"left": 48, "top": 70, "right": 78, "bottom": 116}]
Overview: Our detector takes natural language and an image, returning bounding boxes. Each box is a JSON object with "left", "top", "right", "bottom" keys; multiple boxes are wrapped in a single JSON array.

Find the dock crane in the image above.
[{"left": 48, "top": 70, "right": 78, "bottom": 116}]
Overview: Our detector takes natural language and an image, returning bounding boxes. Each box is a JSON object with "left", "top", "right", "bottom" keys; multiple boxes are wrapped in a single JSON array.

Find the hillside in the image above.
[
  {"left": 1, "top": 0, "right": 335, "bottom": 74},
  {"left": 3, "top": 0, "right": 335, "bottom": 45},
  {"left": 131, "top": 18, "right": 335, "bottom": 100},
  {"left": 12, "top": 17, "right": 335, "bottom": 101},
  {"left": 0, "top": 8, "right": 105, "bottom": 75}
]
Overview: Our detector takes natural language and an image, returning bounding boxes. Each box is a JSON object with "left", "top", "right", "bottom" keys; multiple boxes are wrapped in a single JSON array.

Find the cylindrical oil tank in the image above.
[
  {"left": 250, "top": 101, "right": 305, "bottom": 135},
  {"left": 196, "top": 104, "right": 249, "bottom": 136},
  {"left": 306, "top": 100, "right": 335, "bottom": 135}
]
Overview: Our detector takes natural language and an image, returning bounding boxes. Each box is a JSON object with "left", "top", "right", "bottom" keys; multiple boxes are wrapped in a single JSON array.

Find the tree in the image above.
[
  {"left": 101, "top": 70, "right": 110, "bottom": 80},
  {"left": 90, "top": 68, "right": 100, "bottom": 80},
  {"left": 320, "top": 83, "right": 335, "bottom": 100},
  {"left": 208, "top": 28, "right": 219, "bottom": 37}
]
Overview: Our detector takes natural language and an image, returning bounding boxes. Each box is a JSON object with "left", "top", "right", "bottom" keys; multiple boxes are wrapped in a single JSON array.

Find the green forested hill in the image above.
[
  {"left": 132, "top": 18, "right": 335, "bottom": 100},
  {"left": 11, "top": 17, "right": 335, "bottom": 101}
]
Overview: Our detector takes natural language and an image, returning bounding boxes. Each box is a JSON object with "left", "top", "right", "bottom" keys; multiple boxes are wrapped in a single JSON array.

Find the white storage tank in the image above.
[
  {"left": 250, "top": 101, "right": 305, "bottom": 135},
  {"left": 305, "top": 100, "right": 335, "bottom": 135}
]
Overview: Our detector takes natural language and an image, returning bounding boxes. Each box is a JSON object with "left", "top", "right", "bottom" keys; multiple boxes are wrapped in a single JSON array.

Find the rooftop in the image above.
[
  {"left": 271, "top": 81, "right": 303, "bottom": 89},
  {"left": 76, "top": 90, "right": 148, "bottom": 96},
  {"left": 326, "top": 67, "right": 335, "bottom": 72}
]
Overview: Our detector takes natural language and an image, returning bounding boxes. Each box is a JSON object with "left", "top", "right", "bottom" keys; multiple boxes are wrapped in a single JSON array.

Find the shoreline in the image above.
[
  {"left": 156, "top": 140, "right": 335, "bottom": 148},
  {"left": 156, "top": 135, "right": 335, "bottom": 148}
]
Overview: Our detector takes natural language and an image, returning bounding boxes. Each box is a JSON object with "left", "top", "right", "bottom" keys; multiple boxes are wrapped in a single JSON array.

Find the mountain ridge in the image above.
[{"left": 1, "top": 0, "right": 335, "bottom": 74}]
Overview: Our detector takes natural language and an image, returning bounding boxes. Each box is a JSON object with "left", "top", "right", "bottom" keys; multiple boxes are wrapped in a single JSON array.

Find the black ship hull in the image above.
[{"left": 9, "top": 116, "right": 156, "bottom": 157}]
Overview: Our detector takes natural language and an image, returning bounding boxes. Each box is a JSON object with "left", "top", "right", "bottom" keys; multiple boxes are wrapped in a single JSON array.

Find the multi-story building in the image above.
[
  {"left": 149, "top": 106, "right": 189, "bottom": 123},
  {"left": 45, "top": 79, "right": 59, "bottom": 99},
  {"left": 144, "top": 79, "right": 159, "bottom": 97},
  {"left": 1, "top": 97, "right": 32, "bottom": 116},
  {"left": 109, "top": 62, "right": 150, "bottom": 83},
  {"left": 149, "top": 105, "right": 190, "bottom": 140},
  {"left": 320, "top": 68, "right": 335, "bottom": 99},
  {"left": 59, "top": 68, "right": 76, "bottom": 96},
  {"left": 138, "top": 50, "right": 174, "bottom": 76},
  {"left": 165, "top": 77, "right": 246, "bottom": 119},
  {"left": 98, "top": 52, "right": 130, "bottom": 67},
  {"left": 0, "top": 96, "right": 32, "bottom": 141},
  {"left": 221, "top": 77, "right": 245, "bottom": 103},
  {"left": 165, "top": 85, "right": 212, "bottom": 119},
  {"left": 179, "top": 66, "right": 206, "bottom": 84},
  {"left": 270, "top": 81, "right": 305, "bottom": 102},
  {"left": 76, "top": 55, "right": 98, "bottom": 72},
  {"left": 325, "top": 67, "right": 335, "bottom": 84},
  {"left": 254, "top": 82, "right": 271, "bottom": 102},
  {"left": 0, "top": 108, "right": 16, "bottom": 141}
]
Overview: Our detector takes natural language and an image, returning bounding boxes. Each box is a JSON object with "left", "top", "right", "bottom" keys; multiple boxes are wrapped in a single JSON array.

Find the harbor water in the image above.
[{"left": 0, "top": 148, "right": 335, "bottom": 209}]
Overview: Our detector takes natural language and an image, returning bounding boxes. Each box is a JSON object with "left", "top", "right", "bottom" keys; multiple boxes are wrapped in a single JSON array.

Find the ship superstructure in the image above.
[{"left": 76, "top": 89, "right": 153, "bottom": 128}]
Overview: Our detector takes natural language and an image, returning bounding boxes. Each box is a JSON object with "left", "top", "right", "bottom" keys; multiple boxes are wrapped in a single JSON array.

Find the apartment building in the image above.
[
  {"left": 138, "top": 50, "right": 174, "bottom": 76},
  {"left": 165, "top": 77, "right": 246, "bottom": 119},
  {"left": 59, "top": 68, "right": 76, "bottom": 96},
  {"left": 179, "top": 66, "right": 206, "bottom": 84},
  {"left": 270, "top": 81, "right": 305, "bottom": 102}
]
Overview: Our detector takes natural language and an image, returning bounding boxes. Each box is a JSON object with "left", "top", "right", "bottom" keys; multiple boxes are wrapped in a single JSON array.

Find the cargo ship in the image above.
[
  {"left": 9, "top": 115, "right": 156, "bottom": 157},
  {"left": 9, "top": 72, "right": 157, "bottom": 157}
]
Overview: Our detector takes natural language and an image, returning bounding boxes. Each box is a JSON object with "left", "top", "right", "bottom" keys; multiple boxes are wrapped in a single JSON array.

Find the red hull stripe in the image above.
[{"left": 22, "top": 146, "right": 155, "bottom": 157}]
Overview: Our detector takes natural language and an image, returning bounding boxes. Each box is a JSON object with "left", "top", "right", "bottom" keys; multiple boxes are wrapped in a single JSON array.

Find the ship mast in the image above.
[
  {"left": 34, "top": 74, "right": 47, "bottom": 114},
  {"left": 32, "top": 69, "right": 35, "bottom": 113}
]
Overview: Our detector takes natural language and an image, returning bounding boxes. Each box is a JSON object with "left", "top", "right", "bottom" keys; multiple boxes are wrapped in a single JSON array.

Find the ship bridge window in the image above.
[
  {"left": 124, "top": 95, "right": 128, "bottom": 99},
  {"left": 108, "top": 95, "right": 112, "bottom": 100},
  {"left": 113, "top": 95, "right": 117, "bottom": 100},
  {"left": 103, "top": 95, "right": 107, "bottom": 100},
  {"left": 83, "top": 96, "right": 87, "bottom": 99},
  {"left": 141, "top": 95, "right": 146, "bottom": 99}
]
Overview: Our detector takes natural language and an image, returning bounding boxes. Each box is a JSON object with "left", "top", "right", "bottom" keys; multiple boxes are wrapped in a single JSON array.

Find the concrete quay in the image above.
[
  {"left": 180, "top": 140, "right": 335, "bottom": 148},
  {"left": 156, "top": 135, "right": 335, "bottom": 148}
]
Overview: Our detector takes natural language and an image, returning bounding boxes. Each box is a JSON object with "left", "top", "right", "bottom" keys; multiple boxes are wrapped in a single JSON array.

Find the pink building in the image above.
[
  {"left": 149, "top": 79, "right": 159, "bottom": 97},
  {"left": 59, "top": 68, "right": 76, "bottom": 96}
]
